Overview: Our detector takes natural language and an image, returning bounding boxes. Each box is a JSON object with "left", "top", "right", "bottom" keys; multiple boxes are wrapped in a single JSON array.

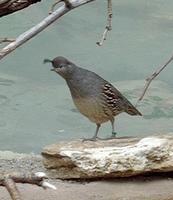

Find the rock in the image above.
[{"left": 42, "top": 133, "right": 173, "bottom": 179}]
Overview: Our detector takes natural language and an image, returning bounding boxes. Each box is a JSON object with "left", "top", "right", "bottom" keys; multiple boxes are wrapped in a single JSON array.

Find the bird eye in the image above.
[{"left": 59, "top": 65, "right": 63, "bottom": 68}]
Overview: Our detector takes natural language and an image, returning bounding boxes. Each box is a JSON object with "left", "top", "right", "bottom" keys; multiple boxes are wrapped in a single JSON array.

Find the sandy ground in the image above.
[
  {"left": 1, "top": 177, "right": 173, "bottom": 200},
  {"left": 0, "top": 151, "right": 173, "bottom": 200}
]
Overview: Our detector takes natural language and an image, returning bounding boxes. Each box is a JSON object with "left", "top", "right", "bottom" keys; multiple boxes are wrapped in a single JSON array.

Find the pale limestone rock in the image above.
[{"left": 42, "top": 134, "right": 173, "bottom": 179}]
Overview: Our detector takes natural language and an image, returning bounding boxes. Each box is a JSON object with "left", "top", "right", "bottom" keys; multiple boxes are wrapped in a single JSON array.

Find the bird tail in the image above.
[{"left": 126, "top": 105, "right": 142, "bottom": 116}]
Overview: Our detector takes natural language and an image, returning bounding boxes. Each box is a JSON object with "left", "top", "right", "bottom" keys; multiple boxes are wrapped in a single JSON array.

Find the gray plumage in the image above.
[{"left": 44, "top": 56, "right": 142, "bottom": 140}]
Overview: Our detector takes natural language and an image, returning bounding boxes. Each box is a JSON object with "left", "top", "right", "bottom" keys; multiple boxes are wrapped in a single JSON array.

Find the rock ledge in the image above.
[{"left": 42, "top": 134, "right": 173, "bottom": 179}]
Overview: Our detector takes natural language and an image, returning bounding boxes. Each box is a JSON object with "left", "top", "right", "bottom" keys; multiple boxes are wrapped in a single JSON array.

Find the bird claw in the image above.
[
  {"left": 81, "top": 132, "right": 117, "bottom": 142},
  {"left": 111, "top": 132, "right": 117, "bottom": 138}
]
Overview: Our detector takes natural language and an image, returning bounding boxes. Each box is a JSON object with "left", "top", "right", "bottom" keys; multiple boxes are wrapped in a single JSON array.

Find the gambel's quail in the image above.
[{"left": 44, "top": 56, "right": 142, "bottom": 141}]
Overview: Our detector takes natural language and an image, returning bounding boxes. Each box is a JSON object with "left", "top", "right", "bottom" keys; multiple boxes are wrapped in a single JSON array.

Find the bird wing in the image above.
[{"left": 102, "top": 82, "right": 142, "bottom": 116}]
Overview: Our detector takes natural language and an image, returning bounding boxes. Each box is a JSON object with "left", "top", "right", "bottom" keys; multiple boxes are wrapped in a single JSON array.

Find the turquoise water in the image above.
[{"left": 0, "top": 1, "right": 173, "bottom": 153}]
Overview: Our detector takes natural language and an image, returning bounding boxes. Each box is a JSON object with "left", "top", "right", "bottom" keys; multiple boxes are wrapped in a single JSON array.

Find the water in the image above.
[{"left": 0, "top": 1, "right": 173, "bottom": 153}]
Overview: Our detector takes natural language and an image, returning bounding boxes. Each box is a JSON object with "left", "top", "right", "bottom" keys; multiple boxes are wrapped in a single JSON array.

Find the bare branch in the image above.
[
  {"left": 3, "top": 178, "right": 22, "bottom": 200},
  {"left": 0, "top": 38, "right": 15, "bottom": 44},
  {"left": 136, "top": 54, "right": 173, "bottom": 106},
  {"left": 0, "top": 172, "right": 56, "bottom": 200},
  {"left": 0, "top": 0, "right": 95, "bottom": 60},
  {"left": 49, "top": 0, "right": 72, "bottom": 14},
  {"left": 96, "top": 0, "right": 112, "bottom": 46}
]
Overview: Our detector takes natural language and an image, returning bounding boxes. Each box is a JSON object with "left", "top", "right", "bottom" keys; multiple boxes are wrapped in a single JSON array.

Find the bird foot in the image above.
[
  {"left": 82, "top": 132, "right": 117, "bottom": 142},
  {"left": 111, "top": 132, "right": 117, "bottom": 138}
]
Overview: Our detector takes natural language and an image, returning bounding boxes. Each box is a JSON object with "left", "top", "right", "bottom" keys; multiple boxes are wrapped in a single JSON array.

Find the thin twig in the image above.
[
  {"left": 49, "top": 0, "right": 72, "bottom": 14},
  {"left": 96, "top": 0, "right": 112, "bottom": 46},
  {"left": 49, "top": 0, "right": 60, "bottom": 14},
  {"left": 136, "top": 54, "right": 173, "bottom": 106},
  {"left": 0, "top": 0, "right": 95, "bottom": 60},
  {"left": 4, "top": 178, "right": 22, "bottom": 200},
  {"left": 0, "top": 38, "right": 15, "bottom": 44}
]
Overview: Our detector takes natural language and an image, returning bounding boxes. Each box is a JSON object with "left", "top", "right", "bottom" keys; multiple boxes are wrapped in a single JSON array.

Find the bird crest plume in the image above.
[{"left": 43, "top": 58, "right": 52, "bottom": 64}]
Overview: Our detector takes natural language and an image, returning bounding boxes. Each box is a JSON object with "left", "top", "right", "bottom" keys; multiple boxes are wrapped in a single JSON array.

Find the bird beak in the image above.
[{"left": 50, "top": 68, "right": 55, "bottom": 71}]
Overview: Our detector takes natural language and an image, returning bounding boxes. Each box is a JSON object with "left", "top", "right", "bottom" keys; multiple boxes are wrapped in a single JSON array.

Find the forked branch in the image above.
[
  {"left": 0, "top": 0, "right": 95, "bottom": 60},
  {"left": 136, "top": 54, "right": 173, "bottom": 106}
]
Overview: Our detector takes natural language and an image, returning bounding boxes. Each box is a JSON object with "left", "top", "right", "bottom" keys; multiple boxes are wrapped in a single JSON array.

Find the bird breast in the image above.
[{"left": 73, "top": 96, "right": 112, "bottom": 124}]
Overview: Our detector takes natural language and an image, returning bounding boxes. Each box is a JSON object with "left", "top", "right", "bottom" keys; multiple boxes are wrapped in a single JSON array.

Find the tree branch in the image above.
[
  {"left": 0, "top": 0, "right": 42, "bottom": 18},
  {"left": 0, "top": 172, "right": 56, "bottom": 200},
  {"left": 3, "top": 178, "right": 22, "bottom": 200},
  {"left": 136, "top": 54, "right": 173, "bottom": 106},
  {"left": 96, "top": 0, "right": 112, "bottom": 46},
  {"left": 0, "top": 0, "right": 95, "bottom": 60}
]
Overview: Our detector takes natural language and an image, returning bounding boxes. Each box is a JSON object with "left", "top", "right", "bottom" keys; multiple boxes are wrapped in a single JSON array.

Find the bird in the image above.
[{"left": 43, "top": 56, "right": 142, "bottom": 141}]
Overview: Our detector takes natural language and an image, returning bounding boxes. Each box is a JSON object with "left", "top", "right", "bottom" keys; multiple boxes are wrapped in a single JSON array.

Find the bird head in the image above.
[{"left": 43, "top": 56, "right": 75, "bottom": 79}]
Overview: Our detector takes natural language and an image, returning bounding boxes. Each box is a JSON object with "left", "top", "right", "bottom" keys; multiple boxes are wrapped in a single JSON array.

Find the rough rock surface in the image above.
[{"left": 42, "top": 133, "right": 173, "bottom": 179}]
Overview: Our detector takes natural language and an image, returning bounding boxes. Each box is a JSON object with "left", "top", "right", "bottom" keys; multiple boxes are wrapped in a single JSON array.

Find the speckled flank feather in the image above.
[{"left": 102, "top": 83, "right": 142, "bottom": 116}]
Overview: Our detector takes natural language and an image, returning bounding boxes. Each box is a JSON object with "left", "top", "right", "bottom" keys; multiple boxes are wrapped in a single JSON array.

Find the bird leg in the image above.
[
  {"left": 100, "top": 118, "right": 117, "bottom": 140},
  {"left": 110, "top": 118, "right": 117, "bottom": 138},
  {"left": 82, "top": 124, "right": 101, "bottom": 142}
]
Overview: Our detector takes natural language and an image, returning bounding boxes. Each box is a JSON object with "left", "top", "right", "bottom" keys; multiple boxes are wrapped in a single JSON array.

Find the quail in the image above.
[{"left": 44, "top": 56, "right": 142, "bottom": 141}]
